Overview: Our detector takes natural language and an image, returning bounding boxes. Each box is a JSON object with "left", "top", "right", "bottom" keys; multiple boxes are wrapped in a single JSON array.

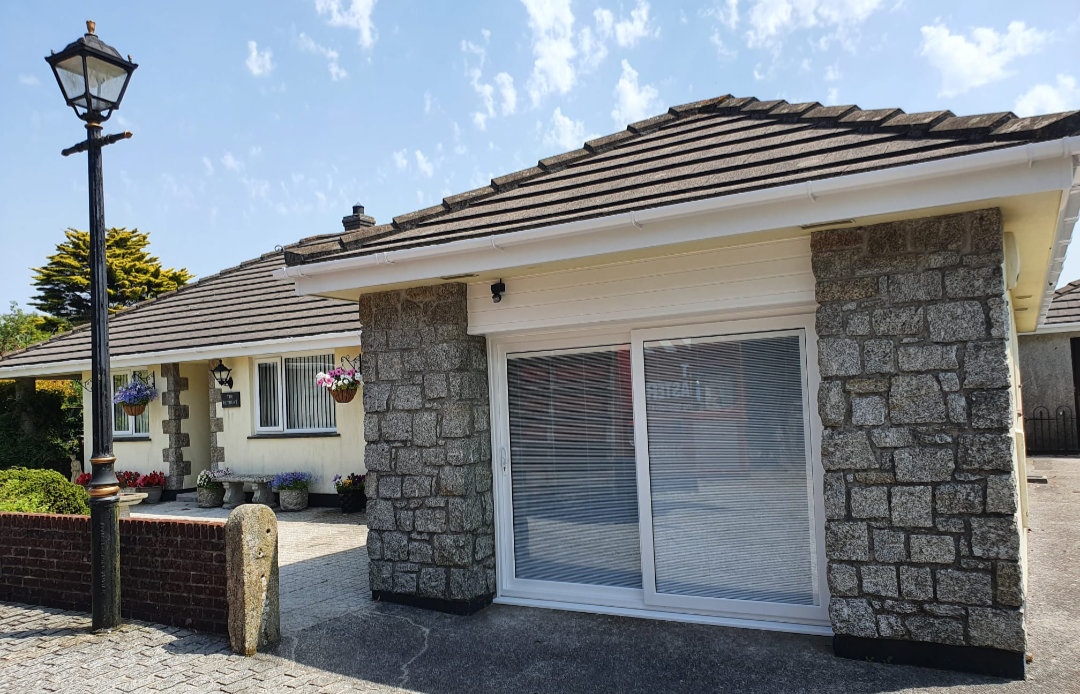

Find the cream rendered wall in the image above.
[
  {"left": 216, "top": 346, "right": 365, "bottom": 495},
  {"left": 81, "top": 368, "right": 164, "bottom": 476},
  {"left": 181, "top": 362, "right": 211, "bottom": 489}
]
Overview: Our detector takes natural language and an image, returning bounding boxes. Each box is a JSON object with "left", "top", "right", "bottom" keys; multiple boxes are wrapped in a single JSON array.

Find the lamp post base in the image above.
[{"left": 89, "top": 494, "right": 121, "bottom": 632}]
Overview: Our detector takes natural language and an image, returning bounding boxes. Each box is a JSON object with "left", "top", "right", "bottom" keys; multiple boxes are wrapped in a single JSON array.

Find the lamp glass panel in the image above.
[
  {"left": 53, "top": 55, "right": 87, "bottom": 106},
  {"left": 84, "top": 55, "right": 128, "bottom": 110}
]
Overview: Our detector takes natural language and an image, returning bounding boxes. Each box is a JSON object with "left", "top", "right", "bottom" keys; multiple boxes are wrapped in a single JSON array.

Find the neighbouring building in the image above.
[
  {"left": 1018, "top": 280, "right": 1080, "bottom": 455},
  {"left": 277, "top": 95, "right": 1080, "bottom": 678},
  {"left": 0, "top": 246, "right": 366, "bottom": 499}
]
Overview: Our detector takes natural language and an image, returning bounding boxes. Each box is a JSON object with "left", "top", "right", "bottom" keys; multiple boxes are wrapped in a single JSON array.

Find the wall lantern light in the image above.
[
  {"left": 491, "top": 279, "right": 506, "bottom": 303},
  {"left": 211, "top": 360, "right": 233, "bottom": 389}
]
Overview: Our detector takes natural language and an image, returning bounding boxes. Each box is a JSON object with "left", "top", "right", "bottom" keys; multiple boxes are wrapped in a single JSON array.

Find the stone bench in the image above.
[{"left": 218, "top": 474, "right": 276, "bottom": 509}]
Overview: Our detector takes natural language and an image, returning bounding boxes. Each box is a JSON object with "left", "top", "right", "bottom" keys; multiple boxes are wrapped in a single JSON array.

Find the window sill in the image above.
[
  {"left": 247, "top": 432, "right": 340, "bottom": 440},
  {"left": 114, "top": 436, "right": 151, "bottom": 442}
]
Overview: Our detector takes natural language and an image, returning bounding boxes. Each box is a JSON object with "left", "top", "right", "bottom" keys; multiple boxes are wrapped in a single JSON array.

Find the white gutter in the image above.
[
  {"left": 0, "top": 330, "right": 362, "bottom": 380},
  {"left": 277, "top": 136, "right": 1080, "bottom": 319}
]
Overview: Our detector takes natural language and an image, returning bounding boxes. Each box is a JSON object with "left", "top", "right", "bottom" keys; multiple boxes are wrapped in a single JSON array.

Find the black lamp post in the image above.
[{"left": 46, "top": 20, "right": 137, "bottom": 633}]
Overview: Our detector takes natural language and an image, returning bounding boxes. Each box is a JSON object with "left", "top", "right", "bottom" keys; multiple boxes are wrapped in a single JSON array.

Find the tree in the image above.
[
  {"left": 30, "top": 227, "right": 193, "bottom": 324},
  {"left": 0, "top": 302, "right": 51, "bottom": 354}
]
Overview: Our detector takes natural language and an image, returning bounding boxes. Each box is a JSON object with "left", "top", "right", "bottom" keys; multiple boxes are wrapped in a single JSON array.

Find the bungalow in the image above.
[
  {"left": 277, "top": 94, "right": 1080, "bottom": 678},
  {"left": 1017, "top": 280, "right": 1080, "bottom": 454},
  {"left": 0, "top": 247, "right": 366, "bottom": 500}
]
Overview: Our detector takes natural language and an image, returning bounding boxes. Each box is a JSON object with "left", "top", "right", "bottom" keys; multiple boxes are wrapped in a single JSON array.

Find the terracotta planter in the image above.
[
  {"left": 330, "top": 388, "right": 357, "bottom": 404},
  {"left": 197, "top": 486, "right": 225, "bottom": 508},
  {"left": 279, "top": 488, "right": 309, "bottom": 511},
  {"left": 121, "top": 403, "right": 147, "bottom": 416},
  {"left": 340, "top": 491, "right": 366, "bottom": 514},
  {"left": 136, "top": 485, "right": 163, "bottom": 503}
]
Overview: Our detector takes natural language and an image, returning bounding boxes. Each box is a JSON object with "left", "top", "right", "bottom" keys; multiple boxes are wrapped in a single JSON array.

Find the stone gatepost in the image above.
[
  {"left": 359, "top": 283, "right": 495, "bottom": 613},
  {"left": 812, "top": 209, "right": 1026, "bottom": 678}
]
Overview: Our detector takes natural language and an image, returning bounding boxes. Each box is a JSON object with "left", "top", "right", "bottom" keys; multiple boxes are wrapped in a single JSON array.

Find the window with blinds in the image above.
[
  {"left": 255, "top": 354, "right": 337, "bottom": 433},
  {"left": 506, "top": 345, "right": 640, "bottom": 589},
  {"left": 642, "top": 332, "right": 814, "bottom": 606},
  {"left": 112, "top": 371, "right": 150, "bottom": 437}
]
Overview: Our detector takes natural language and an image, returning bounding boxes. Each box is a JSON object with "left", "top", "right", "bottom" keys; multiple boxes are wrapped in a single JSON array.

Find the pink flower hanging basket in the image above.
[{"left": 331, "top": 389, "right": 357, "bottom": 404}]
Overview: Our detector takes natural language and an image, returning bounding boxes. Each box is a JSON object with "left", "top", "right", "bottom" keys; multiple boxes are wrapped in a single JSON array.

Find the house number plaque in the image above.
[{"left": 221, "top": 392, "right": 241, "bottom": 408}]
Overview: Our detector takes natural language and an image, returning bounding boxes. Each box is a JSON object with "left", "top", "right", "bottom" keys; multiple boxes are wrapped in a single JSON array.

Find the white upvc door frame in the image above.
[{"left": 487, "top": 310, "right": 830, "bottom": 632}]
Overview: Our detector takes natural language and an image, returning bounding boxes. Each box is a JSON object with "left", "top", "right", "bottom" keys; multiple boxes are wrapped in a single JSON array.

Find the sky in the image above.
[{"left": 2, "top": 1, "right": 1080, "bottom": 312}]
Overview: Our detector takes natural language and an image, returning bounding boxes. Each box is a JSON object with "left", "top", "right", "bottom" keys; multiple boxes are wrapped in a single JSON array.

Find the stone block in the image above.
[
  {"left": 894, "top": 447, "right": 954, "bottom": 482},
  {"left": 414, "top": 508, "right": 448, "bottom": 534},
  {"left": 818, "top": 381, "right": 847, "bottom": 426},
  {"left": 846, "top": 312, "right": 871, "bottom": 336},
  {"left": 968, "top": 608, "right": 1025, "bottom": 652},
  {"left": 381, "top": 412, "right": 412, "bottom": 441},
  {"left": 900, "top": 566, "right": 933, "bottom": 600},
  {"left": 935, "top": 483, "right": 983, "bottom": 515},
  {"left": 390, "top": 385, "right": 423, "bottom": 410},
  {"left": 403, "top": 476, "right": 433, "bottom": 498},
  {"left": 393, "top": 572, "right": 418, "bottom": 594},
  {"left": 904, "top": 616, "right": 965, "bottom": 645},
  {"left": 970, "top": 390, "right": 1012, "bottom": 429},
  {"left": 225, "top": 505, "right": 280, "bottom": 656},
  {"left": 850, "top": 486, "right": 889, "bottom": 519},
  {"left": 825, "top": 521, "right": 870, "bottom": 561},
  {"left": 819, "top": 338, "right": 862, "bottom": 377},
  {"left": 439, "top": 403, "right": 474, "bottom": 438},
  {"left": 896, "top": 345, "right": 958, "bottom": 372},
  {"left": 378, "top": 475, "right": 403, "bottom": 499},
  {"left": 963, "top": 342, "right": 1010, "bottom": 389},
  {"left": 863, "top": 340, "right": 895, "bottom": 374},
  {"left": 944, "top": 266, "right": 1003, "bottom": 299},
  {"left": 828, "top": 563, "right": 859, "bottom": 596},
  {"left": 817, "top": 304, "right": 844, "bottom": 335},
  {"left": 877, "top": 615, "right": 908, "bottom": 639},
  {"left": 846, "top": 378, "right": 890, "bottom": 393},
  {"left": 829, "top": 598, "right": 878, "bottom": 638},
  {"left": 926, "top": 302, "right": 987, "bottom": 342},
  {"left": 890, "top": 486, "right": 932, "bottom": 527},
  {"left": 995, "top": 561, "right": 1025, "bottom": 607},
  {"left": 938, "top": 372, "right": 960, "bottom": 392},
  {"left": 822, "top": 431, "right": 876, "bottom": 470},
  {"left": 873, "top": 528, "right": 906, "bottom": 563},
  {"left": 985, "top": 474, "right": 1018, "bottom": 514},
  {"left": 958, "top": 433, "right": 1014, "bottom": 471},
  {"left": 889, "top": 271, "right": 942, "bottom": 303},
  {"left": 419, "top": 567, "right": 448, "bottom": 597},
  {"left": 817, "top": 277, "right": 879, "bottom": 302},
  {"left": 812, "top": 228, "right": 864, "bottom": 252},
  {"left": 433, "top": 534, "right": 474, "bottom": 567},
  {"left": 367, "top": 500, "right": 397, "bottom": 530},
  {"left": 824, "top": 473, "right": 846, "bottom": 520},
  {"left": 424, "top": 373, "right": 449, "bottom": 399},
  {"left": 872, "top": 306, "right": 924, "bottom": 336},
  {"left": 851, "top": 396, "right": 886, "bottom": 426},
  {"left": 936, "top": 569, "right": 992, "bottom": 605},
  {"left": 860, "top": 565, "right": 899, "bottom": 597},
  {"left": 383, "top": 532, "right": 409, "bottom": 561},
  {"left": 947, "top": 393, "right": 968, "bottom": 424},
  {"left": 413, "top": 411, "right": 438, "bottom": 447},
  {"left": 889, "top": 375, "right": 946, "bottom": 424},
  {"left": 909, "top": 534, "right": 955, "bottom": 564},
  {"left": 971, "top": 518, "right": 1020, "bottom": 560},
  {"left": 870, "top": 427, "right": 914, "bottom": 448}
]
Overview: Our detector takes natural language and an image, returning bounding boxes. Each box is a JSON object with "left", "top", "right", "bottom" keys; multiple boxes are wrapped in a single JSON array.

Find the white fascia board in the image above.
[
  {"left": 0, "top": 331, "right": 362, "bottom": 380},
  {"left": 1019, "top": 322, "right": 1080, "bottom": 336},
  {"left": 278, "top": 138, "right": 1080, "bottom": 305},
  {"left": 1037, "top": 157, "right": 1080, "bottom": 327}
]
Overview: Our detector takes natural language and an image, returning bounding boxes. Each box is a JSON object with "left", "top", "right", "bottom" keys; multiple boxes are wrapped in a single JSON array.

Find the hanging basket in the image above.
[
  {"left": 331, "top": 388, "right": 358, "bottom": 404},
  {"left": 121, "top": 403, "right": 147, "bottom": 416}
]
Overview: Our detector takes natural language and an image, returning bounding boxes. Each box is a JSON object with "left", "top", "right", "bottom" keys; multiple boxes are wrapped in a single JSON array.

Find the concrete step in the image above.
[{"left": 175, "top": 492, "right": 197, "bottom": 503}]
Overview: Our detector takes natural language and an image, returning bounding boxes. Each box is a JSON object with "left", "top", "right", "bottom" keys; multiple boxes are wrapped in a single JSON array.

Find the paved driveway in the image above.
[{"left": 2, "top": 458, "right": 1078, "bottom": 693}]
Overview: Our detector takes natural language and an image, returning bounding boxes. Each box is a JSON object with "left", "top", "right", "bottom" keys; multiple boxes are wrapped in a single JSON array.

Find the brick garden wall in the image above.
[
  {"left": 812, "top": 208, "right": 1025, "bottom": 667},
  {"left": 0, "top": 513, "right": 227, "bottom": 634}
]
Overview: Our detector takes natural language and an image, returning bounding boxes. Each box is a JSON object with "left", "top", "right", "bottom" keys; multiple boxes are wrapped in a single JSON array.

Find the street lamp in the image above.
[{"left": 46, "top": 20, "right": 137, "bottom": 633}]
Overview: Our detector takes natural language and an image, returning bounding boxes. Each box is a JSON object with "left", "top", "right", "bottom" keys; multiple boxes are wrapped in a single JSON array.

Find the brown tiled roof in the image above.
[
  {"left": 284, "top": 94, "right": 1080, "bottom": 267},
  {"left": 1045, "top": 280, "right": 1080, "bottom": 325},
  {"left": 0, "top": 250, "right": 360, "bottom": 372}
]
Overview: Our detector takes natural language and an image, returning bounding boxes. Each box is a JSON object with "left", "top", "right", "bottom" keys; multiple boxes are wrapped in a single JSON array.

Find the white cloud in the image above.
[
  {"left": 578, "top": 26, "right": 608, "bottom": 71},
  {"left": 393, "top": 149, "right": 409, "bottom": 170},
  {"left": 424, "top": 91, "right": 434, "bottom": 114},
  {"left": 415, "top": 150, "right": 435, "bottom": 177},
  {"left": 594, "top": 8, "right": 614, "bottom": 38},
  {"left": 824, "top": 63, "right": 841, "bottom": 81},
  {"left": 826, "top": 87, "right": 839, "bottom": 104},
  {"left": 202, "top": 156, "right": 215, "bottom": 176},
  {"left": 611, "top": 59, "right": 661, "bottom": 127},
  {"left": 706, "top": 0, "right": 739, "bottom": 32},
  {"left": 920, "top": 21, "right": 1050, "bottom": 97},
  {"left": 245, "top": 41, "right": 274, "bottom": 77},
  {"left": 297, "top": 33, "right": 348, "bottom": 81},
  {"left": 18, "top": 74, "right": 39, "bottom": 86},
  {"left": 710, "top": 30, "right": 736, "bottom": 59},
  {"left": 494, "top": 72, "right": 517, "bottom": 115},
  {"left": 522, "top": 0, "right": 578, "bottom": 105},
  {"left": 221, "top": 152, "right": 243, "bottom": 172},
  {"left": 315, "top": 0, "right": 378, "bottom": 49},
  {"left": 544, "top": 107, "right": 585, "bottom": 150},
  {"left": 744, "top": 0, "right": 884, "bottom": 52},
  {"left": 1015, "top": 74, "right": 1080, "bottom": 116},
  {"left": 614, "top": 1, "right": 659, "bottom": 47}
]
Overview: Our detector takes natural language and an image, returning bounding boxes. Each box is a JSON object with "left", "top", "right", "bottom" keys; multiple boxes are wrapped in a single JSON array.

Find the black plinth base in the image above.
[
  {"left": 372, "top": 590, "right": 493, "bottom": 616},
  {"left": 834, "top": 635, "right": 1025, "bottom": 679}
]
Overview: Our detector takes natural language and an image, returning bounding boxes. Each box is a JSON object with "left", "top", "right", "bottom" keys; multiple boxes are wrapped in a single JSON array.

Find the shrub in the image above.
[
  {"left": 0, "top": 467, "right": 89, "bottom": 515},
  {"left": 0, "top": 379, "right": 82, "bottom": 475}
]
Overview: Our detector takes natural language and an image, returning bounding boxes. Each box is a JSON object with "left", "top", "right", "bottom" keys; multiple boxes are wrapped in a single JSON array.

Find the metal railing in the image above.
[{"left": 1024, "top": 406, "right": 1080, "bottom": 454}]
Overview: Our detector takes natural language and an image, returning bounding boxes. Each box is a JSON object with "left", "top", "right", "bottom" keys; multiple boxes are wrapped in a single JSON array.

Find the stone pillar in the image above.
[
  {"left": 813, "top": 209, "right": 1026, "bottom": 679},
  {"left": 209, "top": 370, "right": 226, "bottom": 469},
  {"left": 226, "top": 504, "right": 280, "bottom": 655},
  {"left": 359, "top": 283, "right": 495, "bottom": 613},
  {"left": 159, "top": 363, "right": 190, "bottom": 491}
]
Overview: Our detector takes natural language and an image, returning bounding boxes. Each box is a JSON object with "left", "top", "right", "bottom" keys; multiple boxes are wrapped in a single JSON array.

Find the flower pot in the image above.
[
  {"left": 340, "top": 491, "right": 366, "bottom": 514},
  {"left": 330, "top": 388, "right": 357, "bottom": 404},
  {"left": 197, "top": 486, "right": 225, "bottom": 508},
  {"left": 136, "top": 485, "right": 163, "bottom": 503},
  {"left": 279, "top": 488, "right": 309, "bottom": 511},
  {"left": 122, "top": 403, "right": 147, "bottom": 416}
]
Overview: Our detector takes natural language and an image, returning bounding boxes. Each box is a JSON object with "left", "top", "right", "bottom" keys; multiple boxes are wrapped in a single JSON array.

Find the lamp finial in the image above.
[{"left": 86, "top": 20, "right": 96, "bottom": 35}]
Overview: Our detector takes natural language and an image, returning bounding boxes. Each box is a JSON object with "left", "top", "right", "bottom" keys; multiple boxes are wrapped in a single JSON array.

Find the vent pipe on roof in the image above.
[{"left": 342, "top": 202, "right": 376, "bottom": 231}]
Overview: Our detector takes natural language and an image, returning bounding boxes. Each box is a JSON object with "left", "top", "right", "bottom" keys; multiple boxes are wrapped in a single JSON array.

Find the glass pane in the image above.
[
  {"left": 84, "top": 55, "right": 127, "bottom": 109},
  {"left": 112, "top": 373, "right": 129, "bottom": 434},
  {"left": 644, "top": 333, "right": 814, "bottom": 605},
  {"left": 257, "top": 362, "right": 280, "bottom": 429},
  {"left": 507, "top": 345, "right": 640, "bottom": 588},
  {"left": 133, "top": 371, "right": 150, "bottom": 434},
  {"left": 54, "top": 55, "right": 86, "bottom": 105},
  {"left": 284, "top": 355, "right": 336, "bottom": 431}
]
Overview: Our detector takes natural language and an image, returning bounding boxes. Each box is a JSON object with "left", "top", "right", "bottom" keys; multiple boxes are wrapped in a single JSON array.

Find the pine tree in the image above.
[{"left": 30, "top": 228, "right": 193, "bottom": 324}]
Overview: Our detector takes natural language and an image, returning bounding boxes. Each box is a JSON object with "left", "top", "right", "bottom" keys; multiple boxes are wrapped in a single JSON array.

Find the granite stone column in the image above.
[
  {"left": 359, "top": 283, "right": 495, "bottom": 613},
  {"left": 812, "top": 209, "right": 1026, "bottom": 678}
]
